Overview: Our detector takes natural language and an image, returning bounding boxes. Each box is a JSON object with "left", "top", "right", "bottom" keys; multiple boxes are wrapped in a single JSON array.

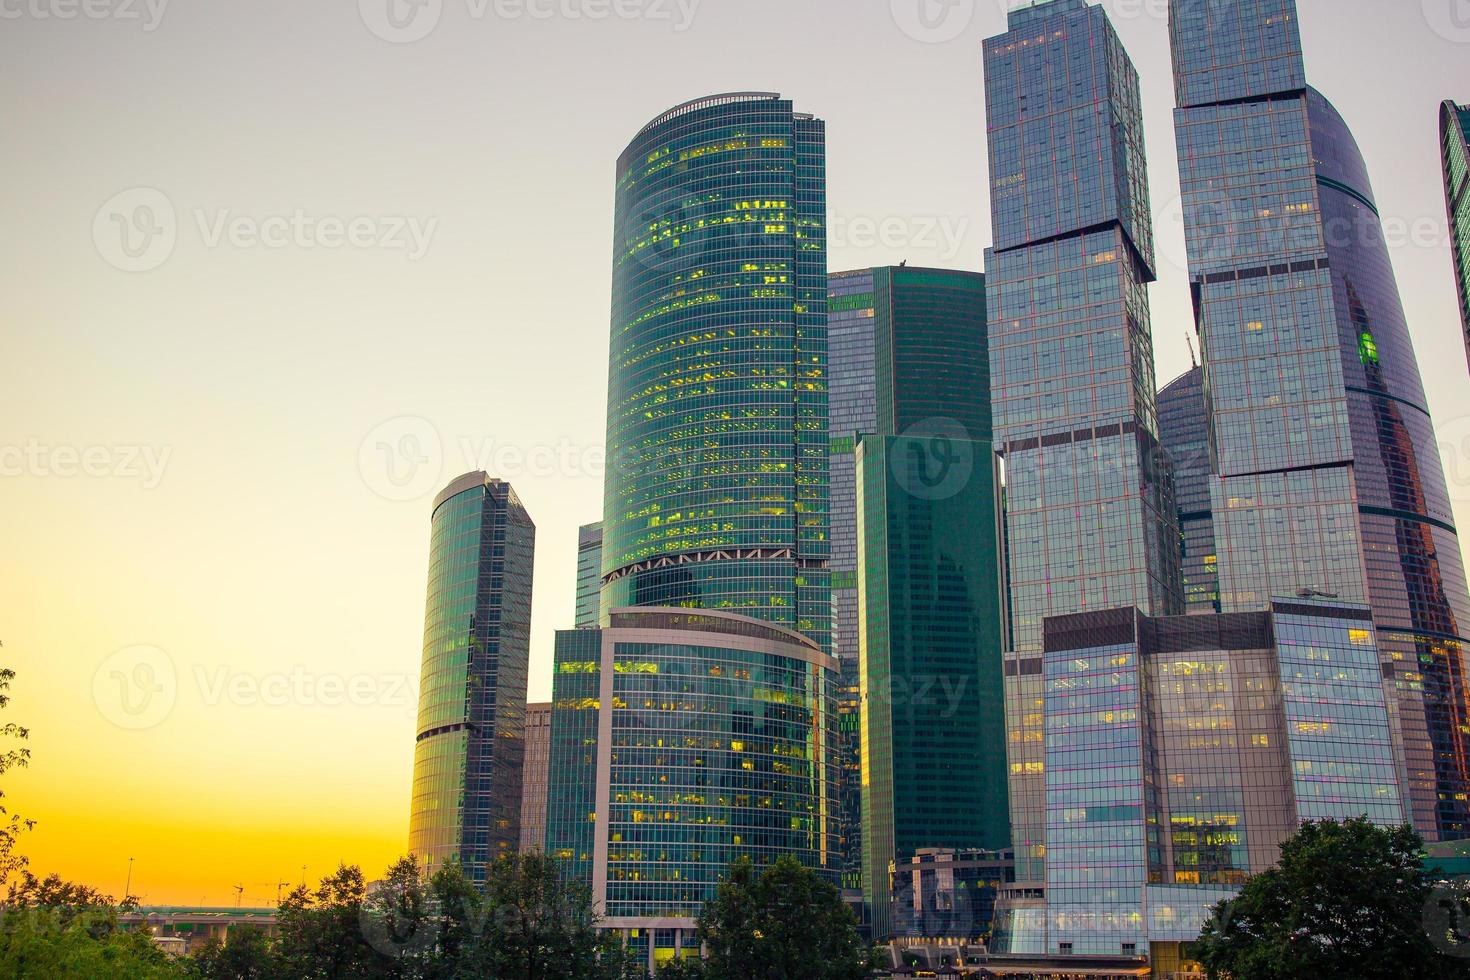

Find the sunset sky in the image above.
[{"left": 3, "top": 0, "right": 1469, "bottom": 908}]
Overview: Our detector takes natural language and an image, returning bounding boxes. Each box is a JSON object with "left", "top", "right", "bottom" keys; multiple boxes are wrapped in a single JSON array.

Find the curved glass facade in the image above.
[
  {"left": 1170, "top": 0, "right": 1470, "bottom": 841},
  {"left": 1443, "top": 100, "right": 1470, "bottom": 369},
  {"left": 602, "top": 93, "right": 829, "bottom": 651},
  {"left": 1159, "top": 366, "right": 1219, "bottom": 614},
  {"left": 544, "top": 608, "right": 839, "bottom": 969},
  {"left": 408, "top": 473, "right": 535, "bottom": 882}
]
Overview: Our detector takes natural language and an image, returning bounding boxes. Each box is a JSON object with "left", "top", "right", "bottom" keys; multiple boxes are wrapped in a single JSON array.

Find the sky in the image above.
[{"left": 2, "top": 0, "right": 1469, "bottom": 909}]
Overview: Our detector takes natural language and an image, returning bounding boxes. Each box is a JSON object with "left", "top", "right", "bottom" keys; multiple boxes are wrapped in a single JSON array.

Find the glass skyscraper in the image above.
[
  {"left": 408, "top": 472, "right": 535, "bottom": 883},
  {"left": 827, "top": 267, "right": 1008, "bottom": 938},
  {"left": 1159, "top": 366, "right": 1219, "bottom": 615},
  {"left": 1443, "top": 99, "right": 1470, "bottom": 369},
  {"left": 1036, "top": 599, "right": 1403, "bottom": 959},
  {"left": 1171, "top": 0, "right": 1470, "bottom": 842},
  {"left": 543, "top": 608, "right": 840, "bottom": 972},
  {"left": 828, "top": 269, "right": 877, "bottom": 910},
  {"left": 575, "top": 522, "right": 603, "bottom": 629},
  {"left": 983, "top": 0, "right": 1182, "bottom": 890},
  {"left": 602, "top": 93, "right": 830, "bottom": 651}
]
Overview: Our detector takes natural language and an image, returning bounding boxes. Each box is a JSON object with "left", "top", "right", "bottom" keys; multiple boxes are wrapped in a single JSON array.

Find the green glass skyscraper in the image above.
[
  {"left": 1443, "top": 99, "right": 1470, "bottom": 370},
  {"left": 601, "top": 93, "right": 830, "bottom": 651},
  {"left": 838, "top": 267, "right": 1008, "bottom": 939},
  {"left": 409, "top": 472, "right": 535, "bottom": 884}
]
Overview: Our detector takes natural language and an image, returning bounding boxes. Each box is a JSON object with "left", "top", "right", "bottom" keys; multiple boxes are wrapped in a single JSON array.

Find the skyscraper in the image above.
[
  {"left": 519, "top": 702, "right": 552, "bottom": 854},
  {"left": 543, "top": 608, "right": 840, "bottom": 971},
  {"left": 575, "top": 522, "right": 603, "bottom": 629},
  {"left": 1035, "top": 599, "right": 1403, "bottom": 960},
  {"left": 408, "top": 472, "right": 535, "bottom": 883},
  {"left": 983, "top": 0, "right": 1182, "bottom": 891},
  {"left": 1443, "top": 99, "right": 1470, "bottom": 369},
  {"left": 602, "top": 92, "right": 830, "bottom": 651},
  {"left": 1171, "top": 0, "right": 1470, "bottom": 842},
  {"left": 827, "top": 267, "right": 1008, "bottom": 938},
  {"left": 1159, "top": 366, "right": 1220, "bottom": 614}
]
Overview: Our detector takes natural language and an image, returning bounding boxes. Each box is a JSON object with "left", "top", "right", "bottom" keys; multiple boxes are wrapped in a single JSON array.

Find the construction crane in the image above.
[
  {"left": 257, "top": 880, "right": 292, "bottom": 905},
  {"left": 1185, "top": 332, "right": 1198, "bottom": 369},
  {"left": 232, "top": 885, "right": 245, "bottom": 909}
]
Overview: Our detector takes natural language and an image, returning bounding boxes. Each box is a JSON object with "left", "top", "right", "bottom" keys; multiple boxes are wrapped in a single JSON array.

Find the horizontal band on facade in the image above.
[
  {"left": 415, "top": 722, "right": 473, "bottom": 743},
  {"left": 1002, "top": 420, "right": 1139, "bottom": 456},
  {"left": 602, "top": 550, "right": 828, "bottom": 586},
  {"left": 1196, "top": 257, "right": 1329, "bottom": 286}
]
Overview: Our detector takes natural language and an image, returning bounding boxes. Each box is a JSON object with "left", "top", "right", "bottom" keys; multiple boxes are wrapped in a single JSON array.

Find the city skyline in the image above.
[{"left": 6, "top": 0, "right": 1470, "bottom": 909}]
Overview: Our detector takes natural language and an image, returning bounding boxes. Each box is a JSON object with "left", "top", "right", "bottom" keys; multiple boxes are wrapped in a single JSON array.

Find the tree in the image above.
[
  {"left": 274, "top": 864, "right": 396, "bottom": 979},
  {"left": 475, "top": 850, "right": 638, "bottom": 980},
  {"left": 0, "top": 669, "right": 34, "bottom": 889},
  {"left": 1191, "top": 817, "right": 1470, "bottom": 980},
  {"left": 697, "top": 856, "right": 870, "bottom": 980},
  {"left": 186, "top": 925, "right": 276, "bottom": 980},
  {"left": 0, "top": 869, "right": 179, "bottom": 979}
]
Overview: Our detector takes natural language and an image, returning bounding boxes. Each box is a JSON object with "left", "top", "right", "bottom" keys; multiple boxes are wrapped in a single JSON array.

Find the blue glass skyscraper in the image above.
[
  {"left": 1170, "top": 0, "right": 1470, "bottom": 841},
  {"left": 983, "top": 0, "right": 1182, "bottom": 891}
]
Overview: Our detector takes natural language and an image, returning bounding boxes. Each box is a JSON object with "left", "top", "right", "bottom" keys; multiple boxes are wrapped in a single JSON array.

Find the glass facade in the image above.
[
  {"left": 1159, "top": 366, "right": 1219, "bottom": 615},
  {"left": 576, "top": 522, "right": 603, "bottom": 629},
  {"left": 408, "top": 472, "right": 535, "bottom": 884},
  {"left": 544, "top": 608, "right": 840, "bottom": 971},
  {"left": 602, "top": 93, "right": 830, "bottom": 651},
  {"left": 1039, "top": 601, "right": 1402, "bottom": 957},
  {"left": 1170, "top": 0, "right": 1470, "bottom": 842},
  {"left": 983, "top": 0, "right": 1181, "bottom": 890},
  {"left": 838, "top": 268, "right": 1008, "bottom": 939},
  {"left": 827, "top": 268, "right": 878, "bottom": 905},
  {"left": 1443, "top": 100, "right": 1470, "bottom": 370},
  {"left": 519, "top": 702, "right": 552, "bottom": 853}
]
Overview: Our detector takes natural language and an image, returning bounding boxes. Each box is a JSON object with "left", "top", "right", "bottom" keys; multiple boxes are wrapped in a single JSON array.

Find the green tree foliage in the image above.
[
  {"left": 185, "top": 926, "right": 276, "bottom": 980},
  {"left": 1192, "top": 817, "right": 1470, "bottom": 979},
  {"left": 0, "top": 870, "right": 175, "bottom": 979},
  {"left": 696, "top": 856, "right": 870, "bottom": 980},
  {"left": 0, "top": 669, "right": 34, "bottom": 888}
]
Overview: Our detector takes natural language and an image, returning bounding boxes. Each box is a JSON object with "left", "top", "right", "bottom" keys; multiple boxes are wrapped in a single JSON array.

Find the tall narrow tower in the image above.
[
  {"left": 983, "top": 0, "right": 1182, "bottom": 890},
  {"left": 1171, "top": 0, "right": 1470, "bottom": 841},
  {"left": 408, "top": 472, "right": 535, "bottom": 883},
  {"left": 601, "top": 93, "right": 830, "bottom": 651}
]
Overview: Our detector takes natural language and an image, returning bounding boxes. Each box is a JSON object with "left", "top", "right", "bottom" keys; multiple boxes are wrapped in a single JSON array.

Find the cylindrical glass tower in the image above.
[
  {"left": 408, "top": 472, "right": 535, "bottom": 883},
  {"left": 602, "top": 92, "right": 830, "bottom": 651}
]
